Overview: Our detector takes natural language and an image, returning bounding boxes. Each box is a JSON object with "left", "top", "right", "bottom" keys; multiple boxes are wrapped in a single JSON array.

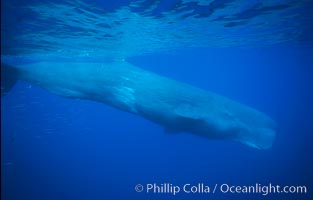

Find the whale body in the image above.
[{"left": 1, "top": 61, "right": 276, "bottom": 149}]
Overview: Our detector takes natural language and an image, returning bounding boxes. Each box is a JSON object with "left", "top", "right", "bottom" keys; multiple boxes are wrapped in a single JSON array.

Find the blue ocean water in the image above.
[{"left": 1, "top": 0, "right": 313, "bottom": 200}]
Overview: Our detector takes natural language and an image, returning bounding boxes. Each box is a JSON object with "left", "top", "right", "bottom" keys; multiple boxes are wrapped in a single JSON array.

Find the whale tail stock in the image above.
[{"left": 1, "top": 63, "right": 19, "bottom": 97}]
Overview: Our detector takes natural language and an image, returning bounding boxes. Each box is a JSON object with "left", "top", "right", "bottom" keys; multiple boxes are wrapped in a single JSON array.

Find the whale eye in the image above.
[{"left": 222, "top": 110, "right": 235, "bottom": 120}]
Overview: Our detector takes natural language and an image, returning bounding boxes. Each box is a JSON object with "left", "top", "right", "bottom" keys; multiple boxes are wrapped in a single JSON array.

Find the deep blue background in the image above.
[{"left": 2, "top": 0, "right": 313, "bottom": 200}]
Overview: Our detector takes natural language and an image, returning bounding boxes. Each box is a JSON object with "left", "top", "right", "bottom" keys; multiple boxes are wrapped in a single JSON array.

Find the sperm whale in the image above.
[{"left": 1, "top": 61, "right": 276, "bottom": 149}]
